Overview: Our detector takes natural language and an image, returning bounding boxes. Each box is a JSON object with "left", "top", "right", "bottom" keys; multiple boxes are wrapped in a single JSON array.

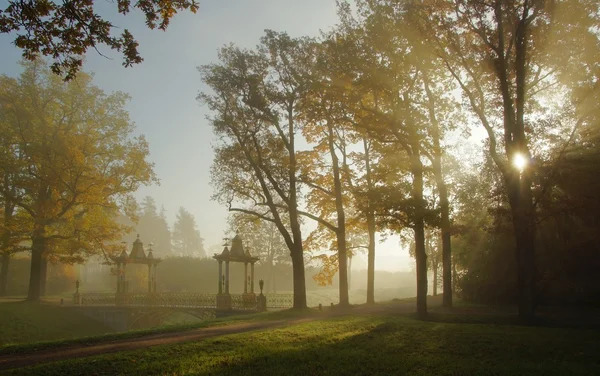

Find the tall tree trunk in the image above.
[
  {"left": 440, "top": 190, "right": 452, "bottom": 306},
  {"left": 1, "top": 188, "right": 15, "bottom": 297},
  {"left": 366, "top": 216, "right": 376, "bottom": 304},
  {"left": 27, "top": 230, "right": 45, "bottom": 302},
  {"left": 432, "top": 259, "right": 438, "bottom": 296},
  {"left": 0, "top": 252, "right": 9, "bottom": 296},
  {"left": 494, "top": 4, "right": 536, "bottom": 321},
  {"left": 336, "top": 229, "right": 349, "bottom": 306},
  {"left": 40, "top": 255, "right": 48, "bottom": 296},
  {"left": 411, "top": 150, "right": 428, "bottom": 317},
  {"left": 414, "top": 221, "right": 427, "bottom": 316},
  {"left": 290, "top": 242, "right": 306, "bottom": 309},
  {"left": 422, "top": 74, "right": 452, "bottom": 308},
  {"left": 288, "top": 107, "right": 307, "bottom": 310},
  {"left": 328, "top": 122, "right": 349, "bottom": 307},
  {"left": 364, "top": 137, "right": 376, "bottom": 305},
  {"left": 507, "top": 171, "right": 536, "bottom": 321}
]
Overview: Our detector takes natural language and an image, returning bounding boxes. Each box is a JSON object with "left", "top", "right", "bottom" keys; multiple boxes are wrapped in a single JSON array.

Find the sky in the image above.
[{"left": 0, "top": 0, "right": 414, "bottom": 272}]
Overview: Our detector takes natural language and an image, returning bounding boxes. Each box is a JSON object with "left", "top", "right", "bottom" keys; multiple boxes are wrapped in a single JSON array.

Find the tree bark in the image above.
[
  {"left": 432, "top": 258, "right": 438, "bottom": 296},
  {"left": 364, "top": 137, "right": 376, "bottom": 305},
  {"left": 1, "top": 185, "right": 15, "bottom": 297},
  {"left": 290, "top": 243, "right": 307, "bottom": 309},
  {"left": 328, "top": 122, "right": 349, "bottom": 307},
  {"left": 0, "top": 252, "right": 9, "bottom": 296},
  {"left": 411, "top": 150, "right": 428, "bottom": 317},
  {"left": 422, "top": 73, "right": 452, "bottom": 308},
  {"left": 440, "top": 192, "right": 452, "bottom": 306},
  {"left": 497, "top": 3, "right": 536, "bottom": 321},
  {"left": 507, "top": 171, "right": 536, "bottom": 321},
  {"left": 27, "top": 230, "right": 45, "bottom": 302},
  {"left": 288, "top": 107, "right": 307, "bottom": 310},
  {"left": 40, "top": 255, "right": 48, "bottom": 296},
  {"left": 414, "top": 221, "right": 427, "bottom": 317}
]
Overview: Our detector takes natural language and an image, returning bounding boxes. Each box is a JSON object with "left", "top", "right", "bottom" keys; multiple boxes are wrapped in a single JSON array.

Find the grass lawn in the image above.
[
  {"left": 0, "top": 302, "right": 115, "bottom": 346},
  {"left": 5, "top": 312, "right": 600, "bottom": 376},
  {"left": 0, "top": 304, "right": 324, "bottom": 355}
]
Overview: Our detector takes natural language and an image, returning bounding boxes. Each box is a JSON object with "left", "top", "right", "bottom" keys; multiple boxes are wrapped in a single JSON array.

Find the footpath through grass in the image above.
[{"left": 6, "top": 311, "right": 600, "bottom": 376}]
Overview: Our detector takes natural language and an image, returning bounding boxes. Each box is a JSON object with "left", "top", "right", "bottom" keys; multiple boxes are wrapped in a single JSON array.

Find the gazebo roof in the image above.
[
  {"left": 111, "top": 235, "right": 161, "bottom": 265},
  {"left": 213, "top": 235, "right": 259, "bottom": 263}
]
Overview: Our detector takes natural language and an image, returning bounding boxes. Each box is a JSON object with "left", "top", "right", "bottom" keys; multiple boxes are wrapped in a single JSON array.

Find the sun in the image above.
[{"left": 512, "top": 153, "right": 528, "bottom": 172}]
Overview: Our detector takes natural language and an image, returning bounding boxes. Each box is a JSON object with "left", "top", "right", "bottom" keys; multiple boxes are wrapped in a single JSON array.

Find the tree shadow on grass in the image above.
[
  {"left": 187, "top": 318, "right": 600, "bottom": 376},
  {"left": 9, "top": 313, "right": 600, "bottom": 376},
  {"left": 400, "top": 308, "right": 600, "bottom": 330}
]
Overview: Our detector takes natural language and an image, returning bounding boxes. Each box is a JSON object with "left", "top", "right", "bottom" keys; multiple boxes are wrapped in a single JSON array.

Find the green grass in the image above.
[
  {"left": 6, "top": 312, "right": 600, "bottom": 376},
  {"left": 0, "top": 302, "right": 114, "bottom": 346},
  {"left": 0, "top": 306, "right": 322, "bottom": 356}
]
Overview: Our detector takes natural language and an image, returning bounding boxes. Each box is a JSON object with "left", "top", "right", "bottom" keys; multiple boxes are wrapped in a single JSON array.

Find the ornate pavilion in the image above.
[
  {"left": 213, "top": 234, "right": 259, "bottom": 309},
  {"left": 111, "top": 235, "right": 161, "bottom": 294}
]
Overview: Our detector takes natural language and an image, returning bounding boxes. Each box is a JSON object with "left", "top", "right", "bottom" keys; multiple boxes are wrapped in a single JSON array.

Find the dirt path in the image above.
[{"left": 0, "top": 318, "right": 315, "bottom": 371}]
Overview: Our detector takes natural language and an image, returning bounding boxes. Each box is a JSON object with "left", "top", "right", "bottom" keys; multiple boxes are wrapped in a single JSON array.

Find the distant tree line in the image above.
[{"left": 120, "top": 196, "right": 206, "bottom": 259}]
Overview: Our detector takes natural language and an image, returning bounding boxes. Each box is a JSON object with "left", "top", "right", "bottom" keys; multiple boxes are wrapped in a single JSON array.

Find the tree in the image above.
[
  {"left": 0, "top": 60, "right": 156, "bottom": 301},
  {"left": 200, "top": 31, "right": 317, "bottom": 310},
  {"left": 353, "top": 137, "right": 378, "bottom": 304},
  {"left": 420, "top": 67, "right": 457, "bottom": 307},
  {"left": 298, "top": 40, "right": 358, "bottom": 306},
  {"left": 131, "top": 197, "right": 172, "bottom": 256},
  {"left": 417, "top": 0, "right": 600, "bottom": 320},
  {"left": 332, "top": 1, "right": 435, "bottom": 316},
  {"left": 172, "top": 207, "right": 205, "bottom": 258},
  {"left": 0, "top": 0, "right": 199, "bottom": 79}
]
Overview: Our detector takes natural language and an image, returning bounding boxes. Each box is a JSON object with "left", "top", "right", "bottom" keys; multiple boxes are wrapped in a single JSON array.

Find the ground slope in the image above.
[{"left": 0, "top": 302, "right": 114, "bottom": 346}]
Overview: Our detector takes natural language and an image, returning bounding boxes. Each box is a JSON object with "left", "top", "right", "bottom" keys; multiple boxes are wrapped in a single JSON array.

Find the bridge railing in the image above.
[
  {"left": 266, "top": 294, "right": 294, "bottom": 309},
  {"left": 80, "top": 292, "right": 116, "bottom": 306},
  {"left": 79, "top": 292, "right": 293, "bottom": 310},
  {"left": 130, "top": 293, "right": 217, "bottom": 308}
]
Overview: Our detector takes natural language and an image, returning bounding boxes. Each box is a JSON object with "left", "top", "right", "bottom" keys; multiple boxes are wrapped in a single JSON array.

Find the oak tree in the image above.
[{"left": 0, "top": 60, "right": 156, "bottom": 301}]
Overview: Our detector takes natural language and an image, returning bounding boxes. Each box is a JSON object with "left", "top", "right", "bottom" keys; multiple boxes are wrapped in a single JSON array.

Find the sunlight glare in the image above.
[{"left": 512, "top": 153, "right": 527, "bottom": 172}]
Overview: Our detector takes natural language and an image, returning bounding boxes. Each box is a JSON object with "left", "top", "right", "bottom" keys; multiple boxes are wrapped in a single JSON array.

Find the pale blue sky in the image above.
[{"left": 0, "top": 0, "right": 414, "bottom": 271}]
